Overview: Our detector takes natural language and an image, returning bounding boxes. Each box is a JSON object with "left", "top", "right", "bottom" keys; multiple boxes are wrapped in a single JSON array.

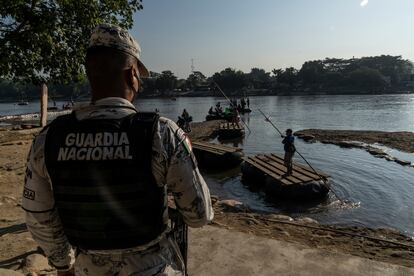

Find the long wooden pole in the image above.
[{"left": 40, "top": 83, "right": 48, "bottom": 127}]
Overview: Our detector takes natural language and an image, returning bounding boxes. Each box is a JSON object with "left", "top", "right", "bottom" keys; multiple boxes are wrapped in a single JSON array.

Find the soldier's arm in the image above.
[
  {"left": 22, "top": 131, "right": 75, "bottom": 270},
  {"left": 152, "top": 118, "right": 214, "bottom": 227}
]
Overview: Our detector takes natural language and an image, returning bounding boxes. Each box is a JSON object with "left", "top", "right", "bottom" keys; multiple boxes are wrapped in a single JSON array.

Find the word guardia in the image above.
[{"left": 58, "top": 132, "right": 132, "bottom": 161}]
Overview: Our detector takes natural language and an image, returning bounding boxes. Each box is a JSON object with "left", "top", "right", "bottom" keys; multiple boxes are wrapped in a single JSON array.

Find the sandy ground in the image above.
[
  {"left": 0, "top": 125, "right": 414, "bottom": 274},
  {"left": 189, "top": 226, "right": 414, "bottom": 276}
]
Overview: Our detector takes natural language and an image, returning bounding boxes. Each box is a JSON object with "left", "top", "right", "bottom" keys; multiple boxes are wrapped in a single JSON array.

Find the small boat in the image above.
[
  {"left": 192, "top": 141, "right": 243, "bottom": 169},
  {"left": 17, "top": 101, "right": 29, "bottom": 106},
  {"left": 242, "top": 153, "right": 330, "bottom": 200}
]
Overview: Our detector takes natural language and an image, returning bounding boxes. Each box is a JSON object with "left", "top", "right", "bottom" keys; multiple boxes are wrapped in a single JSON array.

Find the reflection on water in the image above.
[{"left": 1, "top": 95, "right": 414, "bottom": 235}]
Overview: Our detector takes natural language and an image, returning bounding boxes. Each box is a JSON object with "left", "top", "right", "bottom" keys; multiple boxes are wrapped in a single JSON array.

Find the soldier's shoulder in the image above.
[
  {"left": 157, "top": 116, "right": 187, "bottom": 149},
  {"left": 158, "top": 116, "right": 182, "bottom": 136}
]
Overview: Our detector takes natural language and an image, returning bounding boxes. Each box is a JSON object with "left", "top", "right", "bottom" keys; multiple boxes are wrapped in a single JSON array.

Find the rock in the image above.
[
  {"left": 336, "top": 141, "right": 364, "bottom": 149},
  {"left": 390, "top": 251, "right": 413, "bottom": 258},
  {"left": 21, "top": 124, "right": 34, "bottom": 129},
  {"left": 1, "top": 195, "right": 17, "bottom": 204},
  {"left": 295, "top": 133, "right": 315, "bottom": 142},
  {"left": 0, "top": 143, "right": 14, "bottom": 146},
  {"left": 0, "top": 269, "right": 25, "bottom": 276},
  {"left": 296, "top": 217, "right": 319, "bottom": 225},
  {"left": 394, "top": 159, "right": 411, "bottom": 166},
  {"left": 210, "top": 195, "right": 219, "bottom": 205},
  {"left": 218, "top": 199, "right": 248, "bottom": 212},
  {"left": 367, "top": 147, "right": 387, "bottom": 157},
  {"left": 302, "top": 135, "right": 315, "bottom": 142},
  {"left": 24, "top": 254, "right": 52, "bottom": 274},
  {"left": 268, "top": 214, "right": 294, "bottom": 221}
]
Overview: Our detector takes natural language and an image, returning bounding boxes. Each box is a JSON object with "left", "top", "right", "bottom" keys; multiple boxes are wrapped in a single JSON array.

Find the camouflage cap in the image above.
[{"left": 88, "top": 24, "right": 149, "bottom": 78}]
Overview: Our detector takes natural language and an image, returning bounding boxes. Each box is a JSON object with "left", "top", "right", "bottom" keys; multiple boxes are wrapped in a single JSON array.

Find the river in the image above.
[{"left": 1, "top": 94, "right": 414, "bottom": 236}]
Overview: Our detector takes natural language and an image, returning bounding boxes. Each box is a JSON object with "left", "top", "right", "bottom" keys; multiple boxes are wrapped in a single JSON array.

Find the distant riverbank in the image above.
[
  {"left": 138, "top": 89, "right": 414, "bottom": 98},
  {"left": 1, "top": 89, "right": 414, "bottom": 103}
]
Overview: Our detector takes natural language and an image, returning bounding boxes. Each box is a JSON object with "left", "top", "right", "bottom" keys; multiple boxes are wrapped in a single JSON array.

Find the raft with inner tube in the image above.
[
  {"left": 192, "top": 141, "right": 244, "bottom": 169},
  {"left": 241, "top": 153, "right": 330, "bottom": 200}
]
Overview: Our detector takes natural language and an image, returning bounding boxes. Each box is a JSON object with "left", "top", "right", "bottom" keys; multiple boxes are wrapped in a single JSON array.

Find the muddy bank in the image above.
[
  {"left": 1, "top": 126, "right": 414, "bottom": 274},
  {"left": 295, "top": 129, "right": 414, "bottom": 166},
  {"left": 212, "top": 199, "right": 414, "bottom": 268}
]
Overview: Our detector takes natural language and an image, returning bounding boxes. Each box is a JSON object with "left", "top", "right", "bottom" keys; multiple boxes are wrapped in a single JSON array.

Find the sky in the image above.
[{"left": 131, "top": 0, "right": 414, "bottom": 78}]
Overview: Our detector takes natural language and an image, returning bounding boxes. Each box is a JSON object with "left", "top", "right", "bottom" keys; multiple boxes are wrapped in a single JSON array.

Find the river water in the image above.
[{"left": 1, "top": 94, "right": 414, "bottom": 236}]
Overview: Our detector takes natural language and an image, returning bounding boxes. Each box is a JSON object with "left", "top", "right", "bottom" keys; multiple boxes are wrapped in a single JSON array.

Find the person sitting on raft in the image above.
[
  {"left": 181, "top": 108, "right": 190, "bottom": 121},
  {"left": 215, "top": 102, "right": 223, "bottom": 114}
]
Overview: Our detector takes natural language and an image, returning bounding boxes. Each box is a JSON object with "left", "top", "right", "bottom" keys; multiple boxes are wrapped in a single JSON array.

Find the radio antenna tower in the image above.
[{"left": 191, "top": 58, "right": 195, "bottom": 73}]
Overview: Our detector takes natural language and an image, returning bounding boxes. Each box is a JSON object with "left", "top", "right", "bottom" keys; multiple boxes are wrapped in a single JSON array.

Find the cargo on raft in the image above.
[
  {"left": 218, "top": 122, "right": 245, "bottom": 139},
  {"left": 192, "top": 141, "right": 244, "bottom": 169},
  {"left": 241, "top": 153, "right": 330, "bottom": 200}
]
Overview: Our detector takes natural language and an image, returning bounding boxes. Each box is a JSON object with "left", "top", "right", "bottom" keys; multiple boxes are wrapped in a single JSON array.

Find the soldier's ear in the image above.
[{"left": 125, "top": 66, "right": 135, "bottom": 87}]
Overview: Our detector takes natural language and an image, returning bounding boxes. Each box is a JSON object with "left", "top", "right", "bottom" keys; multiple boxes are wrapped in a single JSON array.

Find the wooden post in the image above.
[{"left": 40, "top": 83, "right": 48, "bottom": 127}]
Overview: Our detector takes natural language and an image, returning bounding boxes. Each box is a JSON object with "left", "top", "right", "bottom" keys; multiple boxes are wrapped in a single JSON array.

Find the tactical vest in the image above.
[{"left": 44, "top": 112, "right": 168, "bottom": 250}]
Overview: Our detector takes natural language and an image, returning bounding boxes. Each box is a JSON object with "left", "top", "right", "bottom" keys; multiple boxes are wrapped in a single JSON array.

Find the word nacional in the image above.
[{"left": 57, "top": 132, "right": 133, "bottom": 161}]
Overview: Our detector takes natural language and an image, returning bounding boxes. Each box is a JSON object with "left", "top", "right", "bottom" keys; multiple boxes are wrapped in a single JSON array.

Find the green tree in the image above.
[
  {"left": 299, "top": 60, "right": 325, "bottom": 86},
  {"left": 156, "top": 70, "right": 177, "bottom": 93},
  {"left": 211, "top": 67, "right": 247, "bottom": 92},
  {"left": 247, "top": 68, "right": 270, "bottom": 89},
  {"left": 186, "top": 71, "right": 206, "bottom": 89},
  {"left": 0, "top": 0, "right": 143, "bottom": 85},
  {"left": 272, "top": 67, "right": 298, "bottom": 88},
  {"left": 348, "top": 68, "right": 386, "bottom": 89}
]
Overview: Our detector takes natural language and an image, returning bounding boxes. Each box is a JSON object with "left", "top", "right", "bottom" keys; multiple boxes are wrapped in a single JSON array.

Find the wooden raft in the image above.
[
  {"left": 243, "top": 153, "right": 329, "bottom": 186},
  {"left": 192, "top": 141, "right": 242, "bottom": 156}
]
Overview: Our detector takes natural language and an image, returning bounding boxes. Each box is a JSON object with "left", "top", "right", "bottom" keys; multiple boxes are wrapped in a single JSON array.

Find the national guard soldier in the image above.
[{"left": 22, "top": 24, "right": 214, "bottom": 276}]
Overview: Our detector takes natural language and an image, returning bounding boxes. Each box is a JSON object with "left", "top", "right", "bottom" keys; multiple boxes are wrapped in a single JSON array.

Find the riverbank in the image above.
[{"left": 1, "top": 125, "right": 414, "bottom": 274}]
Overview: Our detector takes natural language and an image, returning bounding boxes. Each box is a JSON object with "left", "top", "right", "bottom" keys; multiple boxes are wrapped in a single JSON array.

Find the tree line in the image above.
[
  {"left": 140, "top": 55, "right": 414, "bottom": 96},
  {"left": 1, "top": 55, "right": 413, "bottom": 101}
]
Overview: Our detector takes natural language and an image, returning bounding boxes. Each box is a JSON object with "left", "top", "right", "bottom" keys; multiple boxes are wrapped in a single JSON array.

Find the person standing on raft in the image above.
[{"left": 282, "top": 128, "right": 296, "bottom": 176}]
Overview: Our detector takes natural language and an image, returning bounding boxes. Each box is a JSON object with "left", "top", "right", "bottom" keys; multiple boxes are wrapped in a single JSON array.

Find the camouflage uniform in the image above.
[{"left": 23, "top": 98, "right": 213, "bottom": 276}]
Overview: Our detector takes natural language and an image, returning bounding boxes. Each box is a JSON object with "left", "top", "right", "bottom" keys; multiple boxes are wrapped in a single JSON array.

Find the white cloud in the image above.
[{"left": 360, "top": 0, "right": 369, "bottom": 7}]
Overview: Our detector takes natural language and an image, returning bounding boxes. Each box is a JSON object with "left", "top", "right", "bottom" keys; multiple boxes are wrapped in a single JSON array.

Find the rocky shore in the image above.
[
  {"left": 1, "top": 123, "right": 414, "bottom": 275},
  {"left": 295, "top": 129, "right": 414, "bottom": 167}
]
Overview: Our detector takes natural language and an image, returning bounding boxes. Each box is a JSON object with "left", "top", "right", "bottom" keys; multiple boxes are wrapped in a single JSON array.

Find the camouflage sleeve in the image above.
[
  {"left": 22, "top": 130, "right": 75, "bottom": 270},
  {"left": 152, "top": 118, "right": 214, "bottom": 227}
]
